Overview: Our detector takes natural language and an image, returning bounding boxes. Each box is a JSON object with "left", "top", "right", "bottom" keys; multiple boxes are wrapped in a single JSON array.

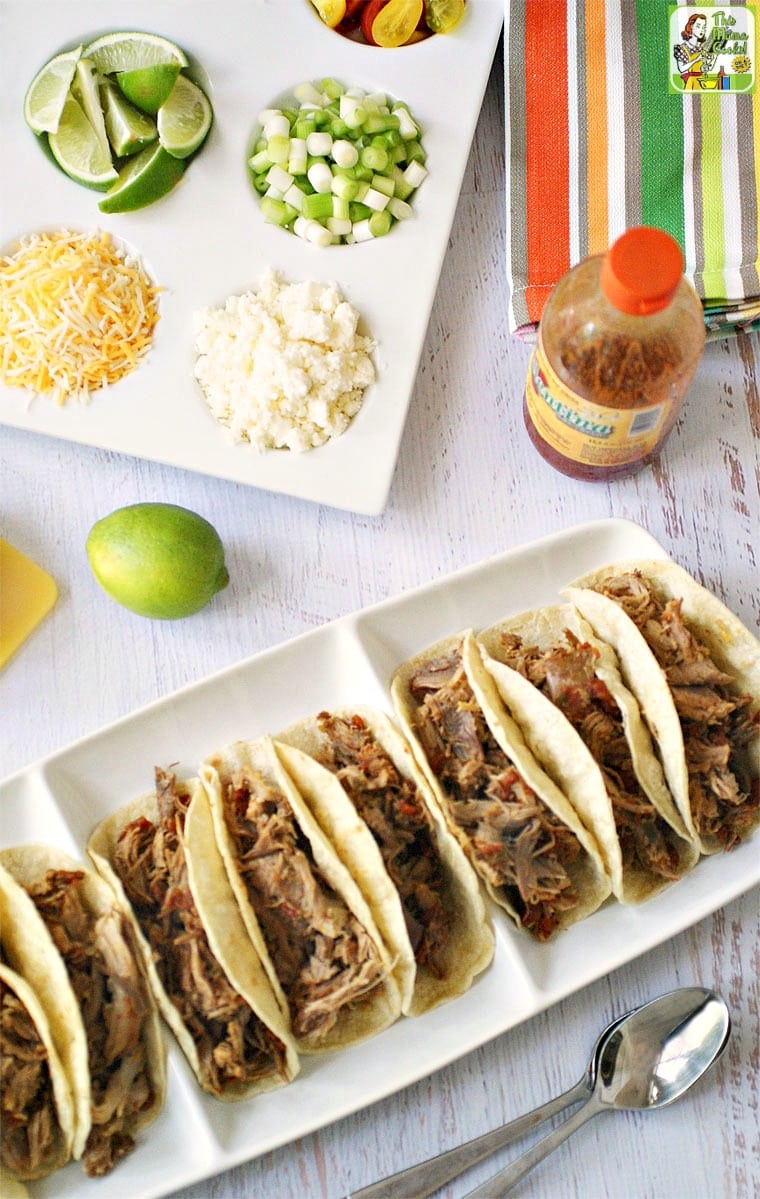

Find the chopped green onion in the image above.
[
  {"left": 283, "top": 182, "right": 306, "bottom": 211},
  {"left": 405, "top": 140, "right": 427, "bottom": 165},
  {"left": 264, "top": 113, "right": 290, "bottom": 139},
  {"left": 302, "top": 191, "right": 334, "bottom": 220},
  {"left": 267, "top": 165, "right": 294, "bottom": 192},
  {"left": 260, "top": 196, "right": 297, "bottom": 227},
  {"left": 403, "top": 161, "right": 428, "bottom": 188},
  {"left": 307, "top": 131, "right": 333, "bottom": 156},
  {"left": 361, "top": 144, "right": 389, "bottom": 173},
  {"left": 294, "top": 82, "right": 323, "bottom": 105},
  {"left": 352, "top": 219, "right": 375, "bottom": 243},
  {"left": 327, "top": 216, "right": 352, "bottom": 237},
  {"left": 248, "top": 149, "right": 272, "bottom": 173},
  {"left": 249, "top": 79, "right": 426, "bottom": 246},
  {"left": 331, "top": 173, "right": 361, "bottom": 200},
  {"left": 321, "top": 77, "right": 344, "bottom": 100},
  {"left": 369, "top": 210, "right": 393, "bottom": 237},
  {"left": 349, "top": 201, "right": 372, "bottom": 222},
  {"left": 333, "top": 139, "right": 359, "bottom": 169},
  {"left": 363, "top": 186, "right": 390, "bottom": 212},
  {"left": 288, "top": 140, "right": 308, "bottom": 175},
  {"left": 388, "top": 195, "right": 413, "bottom": 220},
  {"left": 371, "top": 174, "right": 395, "bottom": 198},
  {"left": 267, "top": 136, "right": 290, "bottom": 164},
  {"left": 307, "top": 162, "right": 333, "bottom": 193},
  {"left": 293, "top": 117, "right": 316, "bottom": 139},
  {"left": 391, "top": 166, "right": 414, "bottom": 199},
  {"left": 393, "top": 103, "right": 420, "bottom": 139}
]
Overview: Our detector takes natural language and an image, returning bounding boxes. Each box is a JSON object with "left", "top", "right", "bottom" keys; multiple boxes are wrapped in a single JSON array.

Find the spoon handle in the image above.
[
  {"left": 461, "top": 1095, "right": 603, "bottom": 1198},
  {"left": 349, "top": 1075, "right": 591, "bottom": 1199}
]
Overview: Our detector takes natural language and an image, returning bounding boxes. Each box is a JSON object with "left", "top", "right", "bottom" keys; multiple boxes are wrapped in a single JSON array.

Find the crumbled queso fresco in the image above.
[{"left": 192, "top": 269, "right": 376, "bottom": 452}]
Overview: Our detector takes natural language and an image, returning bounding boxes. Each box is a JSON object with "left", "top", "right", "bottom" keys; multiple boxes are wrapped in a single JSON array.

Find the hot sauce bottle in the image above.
[{"left": 523, "top": 227, "right": 706, "bottom": 480}]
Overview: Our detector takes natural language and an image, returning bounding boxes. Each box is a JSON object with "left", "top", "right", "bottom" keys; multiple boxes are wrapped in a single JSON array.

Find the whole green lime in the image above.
[{"left": 86, "top": 502, "right": 229, "bottom": 619}]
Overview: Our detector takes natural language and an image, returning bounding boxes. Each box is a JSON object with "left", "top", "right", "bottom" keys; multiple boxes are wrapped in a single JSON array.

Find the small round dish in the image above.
[
  {"left": 247, "top": 77, "right": 428, "bottom": 247},
  {"left": 0, "top": 226, "right": 162, "bottom": 407},
  {"left": 22, "top": 30, "right": 214, "bottom": 214}
]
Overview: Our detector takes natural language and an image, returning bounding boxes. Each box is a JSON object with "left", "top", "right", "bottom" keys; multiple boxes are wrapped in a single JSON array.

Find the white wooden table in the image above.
[{"left": 2, "top": 36, "right": 758, "bottom": 1199}]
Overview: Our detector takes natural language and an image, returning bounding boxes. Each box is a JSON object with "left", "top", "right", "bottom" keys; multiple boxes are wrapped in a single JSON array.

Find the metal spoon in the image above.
[{"left": 351, "top": 987, "right": 730, "bottom": 1199}]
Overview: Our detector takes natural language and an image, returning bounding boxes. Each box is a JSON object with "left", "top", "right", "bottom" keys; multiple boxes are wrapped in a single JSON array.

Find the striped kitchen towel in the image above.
[{"left": 505, "top": 0, "right": 760, "bottom": 340}]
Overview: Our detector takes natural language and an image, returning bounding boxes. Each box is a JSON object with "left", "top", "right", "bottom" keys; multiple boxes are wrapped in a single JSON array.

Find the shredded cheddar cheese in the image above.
[{"left": 0, "top": 228, "right": 161, "bottom": 406}]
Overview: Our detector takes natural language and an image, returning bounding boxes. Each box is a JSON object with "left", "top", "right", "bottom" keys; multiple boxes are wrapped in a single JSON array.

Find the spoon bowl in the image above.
[{"left": 595, "top": 986, "right": 731, "bottom": 1111}]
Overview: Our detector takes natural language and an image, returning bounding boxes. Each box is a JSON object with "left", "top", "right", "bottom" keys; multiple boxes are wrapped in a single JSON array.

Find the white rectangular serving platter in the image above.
[
  {"left": 2, "top": 517, "right": 759, "bottom": 1199},
  {"left": 0, "top": 0, "right": 504, "bottom": 514}
]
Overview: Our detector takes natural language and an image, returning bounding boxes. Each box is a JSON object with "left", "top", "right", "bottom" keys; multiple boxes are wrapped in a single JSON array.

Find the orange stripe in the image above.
[
  {"left": 585, "top": 0, "right": 608, "bottom": 254},
  {"left": 524, "top": 0, "right": 571, "bottom": 321}
]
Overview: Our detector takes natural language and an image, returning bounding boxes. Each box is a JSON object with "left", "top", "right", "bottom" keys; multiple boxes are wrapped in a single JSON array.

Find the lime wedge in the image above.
[
  {"left": 117, "top": 63, "right": 180, "bottom": 115},
  {"left": 98, "top": 141, "right": 185, "bottom": 212},
  {"left": 83, "top": 30, "right": 188, "bottom": 75},
  {"left": 71, "top": 58, "right": 111, "bottom": 158},
  {"left": 24, "top": 45, "right": 82, "bottom": 134},
  {"left": 102, "top": 80, "right": 157, "bottom": 157},
  {"left": 157, "top": 75, "right": 212, "bottom": 159},
  {"left": 48, "top": 94, "right": 118, "bottom": 189}
]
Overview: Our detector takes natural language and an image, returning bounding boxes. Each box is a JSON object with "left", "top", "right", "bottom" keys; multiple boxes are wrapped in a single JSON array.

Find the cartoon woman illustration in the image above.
[{"left": 673, "top": 13, "right": 717, "bottom": 89}]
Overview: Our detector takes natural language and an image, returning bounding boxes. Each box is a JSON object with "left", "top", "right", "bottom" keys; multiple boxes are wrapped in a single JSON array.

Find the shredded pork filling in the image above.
[
  {"left": 595, "top": 573, "right": 759, "bottom": 848},
  {"left": 0, "top": 971, "right": 64, "bottom": 1180},
  {"left": 113, "top": 770, "right": 288, "bottom": 1096},
  {"left": 408, "top": 646, "right": 581, "bottom": 941},
  {"left": 220, "top": 768, "right": 386, "bottom": 1043},
  {"left": 24, "top": 869, "right": 154, "bottom": 1178},
  {"left": 312, "top": 712, "right": 452, "bottom": 977},
  {"left": 497, "top": 630, "right": 684, "bottom": 881}
]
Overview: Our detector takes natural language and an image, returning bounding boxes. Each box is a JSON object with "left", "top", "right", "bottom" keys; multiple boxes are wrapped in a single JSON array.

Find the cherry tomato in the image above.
[
  {"left": 369, "top": 0, "right": 424, "bottom": 46},
  {"left": 424, "top": 0, "right": 465, "bottom": 34},
  {"left": 361, "top": 0, "right": 390, "bottom": 44},
  {"left": 337, "top": 0, "right": 366, "bottom": 32},
  {"left": 309, "top": 0, "right": 347, "bottom": 27}
]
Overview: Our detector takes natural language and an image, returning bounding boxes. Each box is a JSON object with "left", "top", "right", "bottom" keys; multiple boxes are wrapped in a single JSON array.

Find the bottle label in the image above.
[{"left": 524, "top": 334, "right": 669, "bottom": 467}]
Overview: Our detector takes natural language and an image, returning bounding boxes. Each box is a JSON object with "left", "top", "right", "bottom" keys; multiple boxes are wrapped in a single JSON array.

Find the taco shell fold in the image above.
[
  {"left": 272, "top": 705, "right": 494, "bottom": 1016},
  {"left": 87, "top": 775, "right": 299, "bottom": 1100},
  {"left": 391, "top": 630, "right": 611, "bottom": 940},
  {"left": 0, "top": 847, "right": 165, "bottom": 1177},
  {"left": 563, "top": 559, "right": 760, "bottom": 854},
  {"left": 200, "top": 737, "right": 402, "bottom": 1054},
  {"left": 477, "top": 604, "right": 699, "bottom": 903},
  {"left": 0, "top": 957, "right": 76, "bottom": 1181}
]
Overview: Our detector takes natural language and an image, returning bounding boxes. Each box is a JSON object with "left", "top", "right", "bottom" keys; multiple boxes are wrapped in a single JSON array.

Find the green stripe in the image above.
[
  {"left": 634, "top": 0, "right": 685, "bottom": 249},
  {"left": 698, "top": 96, "right": 726, "bottom": 289}
]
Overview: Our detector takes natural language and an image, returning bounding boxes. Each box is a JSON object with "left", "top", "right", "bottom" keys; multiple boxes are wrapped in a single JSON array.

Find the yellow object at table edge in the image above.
[{"left": 0, "top": 539, "right": 58, "bottom": 668}]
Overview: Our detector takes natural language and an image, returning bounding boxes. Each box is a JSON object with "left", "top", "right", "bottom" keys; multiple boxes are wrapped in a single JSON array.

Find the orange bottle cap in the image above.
[{"left": 600, "top": 226, "right": 685, "bottom": 315}]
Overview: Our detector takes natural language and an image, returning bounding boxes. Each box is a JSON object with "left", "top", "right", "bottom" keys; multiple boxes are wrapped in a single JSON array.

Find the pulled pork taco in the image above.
[
  {"left": 0, "top": 956, "right": 75, "bottom": 1182},
  {"left": 478, "top": 605, "right": 699, "bottom": 903},
  {"left": 88, "top": 770, "right": 299, "bottom": 1099},
  {"left": 272, "top": 706, "right": 494, "bottom": 1016},
  {"left": 391, "top": 631, "right": 611, "bottom": 941},
  {"left": 0, "top": 848, "right": 164, "bottom": 1178},
  {"left": 564, "top": 559, "right": 760, "bottom": 854},
  {"left": 200, "top": 737, "right": 402, "bottom": 1054}
]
